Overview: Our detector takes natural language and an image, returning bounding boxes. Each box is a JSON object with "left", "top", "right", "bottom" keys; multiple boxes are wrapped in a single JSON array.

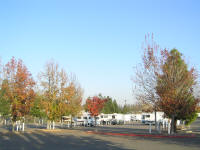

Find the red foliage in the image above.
[{"left": 86, "top": 96, "right": 106, "bottom": 117}]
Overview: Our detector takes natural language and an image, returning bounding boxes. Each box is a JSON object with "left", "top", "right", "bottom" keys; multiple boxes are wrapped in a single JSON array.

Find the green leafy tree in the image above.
[
  {"left": 156, "top": 49, "right": 199, "bottom": 133},
  {"left": 39, "top": 60, "right": 83, "bottom": 129},
  {"left": 121, "top": 104, "right": 129, "bottom": 114},
  {"left": 113, "top": 100, "right": 119, "bottom": 113},
  {"left": 0, "top": 80, "right": 11, "bottom": 119},
  {"left": 30, "top": 94, "right": 46, "bottom": 120},
  {"left": 101, "top": 97, "right": 114, "bottom": 114},
  {"left": 101, "top": 96, "right": 120, "bottom": 114}
]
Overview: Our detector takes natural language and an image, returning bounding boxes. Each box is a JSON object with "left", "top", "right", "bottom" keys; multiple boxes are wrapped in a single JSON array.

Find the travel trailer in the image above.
[
  {"left": 197, "top": 113, "right": 200, "bottom": 118},
  {"left": 76, "top": 112, "right": 95, "bottom": 126},
  {"left": 131, "top": 114, "right": 142, "bottom": 121},
  {"left": 98, "top": 113, "right": 133, "bottom": 125},
  {"left": 141, "top": 112, "right": 164, "bottom": 124}
]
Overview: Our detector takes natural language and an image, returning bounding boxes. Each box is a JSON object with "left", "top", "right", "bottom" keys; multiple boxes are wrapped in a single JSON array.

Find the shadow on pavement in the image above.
[
  {"left": 87, "top": 128, "right": 200, "bottom": 149},
  {"left": 0, "top": 131, "right": 134, "bottom": 150}
]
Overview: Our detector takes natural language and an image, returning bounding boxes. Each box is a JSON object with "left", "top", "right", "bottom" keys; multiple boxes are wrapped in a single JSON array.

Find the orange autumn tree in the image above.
[
  {"left": 58, "top": 71, "right": 83, "bottom": 125},
  {"left": 64, "top": 80, "right": 83, "bottom": 119},
  {"left": 39, "top": 60, "right": 83, "bottom": 129},
  {"left": 38, "top": 61, "right": 61, "bottom": 129},
  {"left": 156, "top": 49, "right": 199, "bottom": 134},
  {"left": 86, "top": 96, "right": 106, "bottom": 125},
  {"left": 3, "top": 57, "right": 35, "bottom": 130}
]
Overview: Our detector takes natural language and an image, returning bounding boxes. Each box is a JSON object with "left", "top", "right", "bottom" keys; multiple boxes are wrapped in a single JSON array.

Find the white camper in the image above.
[
  {"left": 141, "top": 112, "right": 164, "bottom": 124},
  {"left": 76, "top": 112, "right": 95, "bottom": 126},
  {"left": 131, "top": 113, "right": 142, "bottom": 121}
]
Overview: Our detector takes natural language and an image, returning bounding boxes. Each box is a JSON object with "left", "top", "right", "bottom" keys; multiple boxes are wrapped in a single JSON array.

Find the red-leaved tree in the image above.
[{"left": 86, "top": 96, "right": 106, "bottom": 125}]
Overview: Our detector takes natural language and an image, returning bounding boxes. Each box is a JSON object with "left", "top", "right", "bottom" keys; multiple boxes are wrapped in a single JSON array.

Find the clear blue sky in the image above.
[{"left": 0, "top": 0, "right": 200, "bottom": 104}]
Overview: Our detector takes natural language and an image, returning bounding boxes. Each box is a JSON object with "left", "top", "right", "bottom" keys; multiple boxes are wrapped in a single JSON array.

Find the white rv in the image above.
[
  {"left": 131, "top": 114, "right": 142, "bottom": 121},
  {"left": 197, "top": 113, "right": 200, "bottom": 118},
  {"left": 76, "top": 112, "right": 95, "bottom": 126},
  {"left": 141, "top": 112, "right": 164, "bottom": 124}
]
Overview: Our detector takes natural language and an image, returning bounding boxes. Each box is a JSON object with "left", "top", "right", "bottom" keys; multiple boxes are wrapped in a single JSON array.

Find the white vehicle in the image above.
[
  {"left": 131, "top": 114, "right": 142, "bottom": 121},
  {"left": 98, "top": 113, "right": 113, "bottom": 125},
  {"left": 76, "top": 112, "right": 95, "bottom": 126},
  {"left": 141, "top": 112, "right": 164, "bottom": 125},
  {"left": 197, "top": 113, "right": 200, "bottom": 118},
  {"left": 98, "top": 113, "right": 125, "bottom": 125}
]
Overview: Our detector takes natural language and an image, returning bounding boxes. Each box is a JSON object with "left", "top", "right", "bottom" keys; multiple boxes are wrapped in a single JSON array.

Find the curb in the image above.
[{"left": 86, "top": 131, "right": 196, "bottom": 138}]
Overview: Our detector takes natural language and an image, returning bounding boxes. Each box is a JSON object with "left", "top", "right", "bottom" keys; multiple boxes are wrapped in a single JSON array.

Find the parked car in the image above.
[{"left": 111, "top": 119, "right": 117, "bottom": 125}]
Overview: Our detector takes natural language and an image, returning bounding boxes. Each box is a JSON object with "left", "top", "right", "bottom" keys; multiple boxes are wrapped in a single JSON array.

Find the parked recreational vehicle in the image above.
[
  {"left": 141, "top": 112, "right": 164, "bottom": 125},
  {"left": 131, "top": 114, "right": 142, "bottom": 121},
  {"left": 98, "top": 113, "right": 125, "bottom": 125},
  {"left": 76, "top": 112, "right": 95, "bottom": 126},
  {"left": 197, "top": 113, "right": 200, "bottom": 118},
  {"left": 98, "top": 113, "right": 114, "bottom": 125}
]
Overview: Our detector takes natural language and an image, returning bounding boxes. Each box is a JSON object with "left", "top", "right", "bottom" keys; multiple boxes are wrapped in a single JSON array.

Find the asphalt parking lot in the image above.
[{"left": 0, "top": 118, "right": 200, "bottom": 150}]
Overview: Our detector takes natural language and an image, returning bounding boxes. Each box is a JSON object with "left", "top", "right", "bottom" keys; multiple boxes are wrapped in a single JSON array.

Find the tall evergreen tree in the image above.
[{"left": 101, "top": 97, "right": 120, "bottom": 114}]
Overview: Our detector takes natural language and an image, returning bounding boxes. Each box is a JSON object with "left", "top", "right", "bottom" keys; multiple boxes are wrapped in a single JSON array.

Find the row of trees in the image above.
[
  {"left": 1, "top": 34, "right": 199, "bottom": 134},
  {"left": 85, "top": 94, "right": 146, "bottom": 119},
  {"left": 0, "top": 58, "right": 82, "bottom": 130},
  {"left": 0, "top": 57, "right": 143, "bottom": 131},
  {"left": 133, "top": 34, "right": 200, "bottom": 133},
  {"left": 101, "top": 97, "right": 145, "bottom": 114}
]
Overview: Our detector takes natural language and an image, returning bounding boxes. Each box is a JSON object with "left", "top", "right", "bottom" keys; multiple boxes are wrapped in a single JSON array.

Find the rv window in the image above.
[
  {"left": 112, "top": 115, "right": 115, "bottom": 119},
  {"left": 146, "top": 115, "right": 150, "bottom": 118},
  {"left": 89, "top": 117, "right": 91, "bottom": 119},
  {"left": 83, "top": 117, "right": 87, "bottom": 119},
  {"left": 77, "top": 117, "right": 81, "bottom": 119},
  {"left": 101, "top": 116, "right": 103, "bottom": 118}
]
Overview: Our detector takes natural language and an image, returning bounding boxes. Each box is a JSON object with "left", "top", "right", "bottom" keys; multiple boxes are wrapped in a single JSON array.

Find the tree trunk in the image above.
[
  {"left": 4, "top": 119, "right": 7, "bottom": 126},
  {"left": 70, "top": 115, "right": 73, "bottom": 128},
  {"left": 52, "top": 121, "right": 55, "bottom": 129},
  {"left": 22, "top": 122, "right": 25, "bottom": 131},
  {"left": 60, "top": 117, "right": 63, "bottom": 127},
  {"left": 171, "top": 115, "right": 175, "bottom": 134},
  {"left": 47, "top": 120, "right": 50, "bottom": 129},
  {"left": 170, "top": 115, "right": 178, "bottom": 134},
  {"left": 154, "top": 110, "right": 157, "bottom": 130},
  {"left": 95, "top": 117, "right": 96, "bottom": 126},
  {"left": 23, "top": 117, "right": 25, "bottom": 131},
  {"left": 50, "top": 121, "right": 52, "bottom": 129},
  {"left": 174, "top": 119, "right": 177, "bottom": 133},
  {"left": 12, "top": 121, "right": 15, "bottom": 132}
]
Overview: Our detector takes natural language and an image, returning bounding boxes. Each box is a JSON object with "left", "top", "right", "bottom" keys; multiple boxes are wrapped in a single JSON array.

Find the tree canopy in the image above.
[{"left": 156, "top": 49, "right": 199, "bottom": 132}]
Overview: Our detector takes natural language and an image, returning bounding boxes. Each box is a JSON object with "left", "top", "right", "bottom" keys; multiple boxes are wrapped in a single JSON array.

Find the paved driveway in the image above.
[
  {"left": 188, "top": 118, "right": 200, "bottom": 133},
  {"left": 0, "top": 119, "right": 200, "bottom": 150},
  {"left": 0, "top": 128, "right": 200, "bottom": 150}
]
